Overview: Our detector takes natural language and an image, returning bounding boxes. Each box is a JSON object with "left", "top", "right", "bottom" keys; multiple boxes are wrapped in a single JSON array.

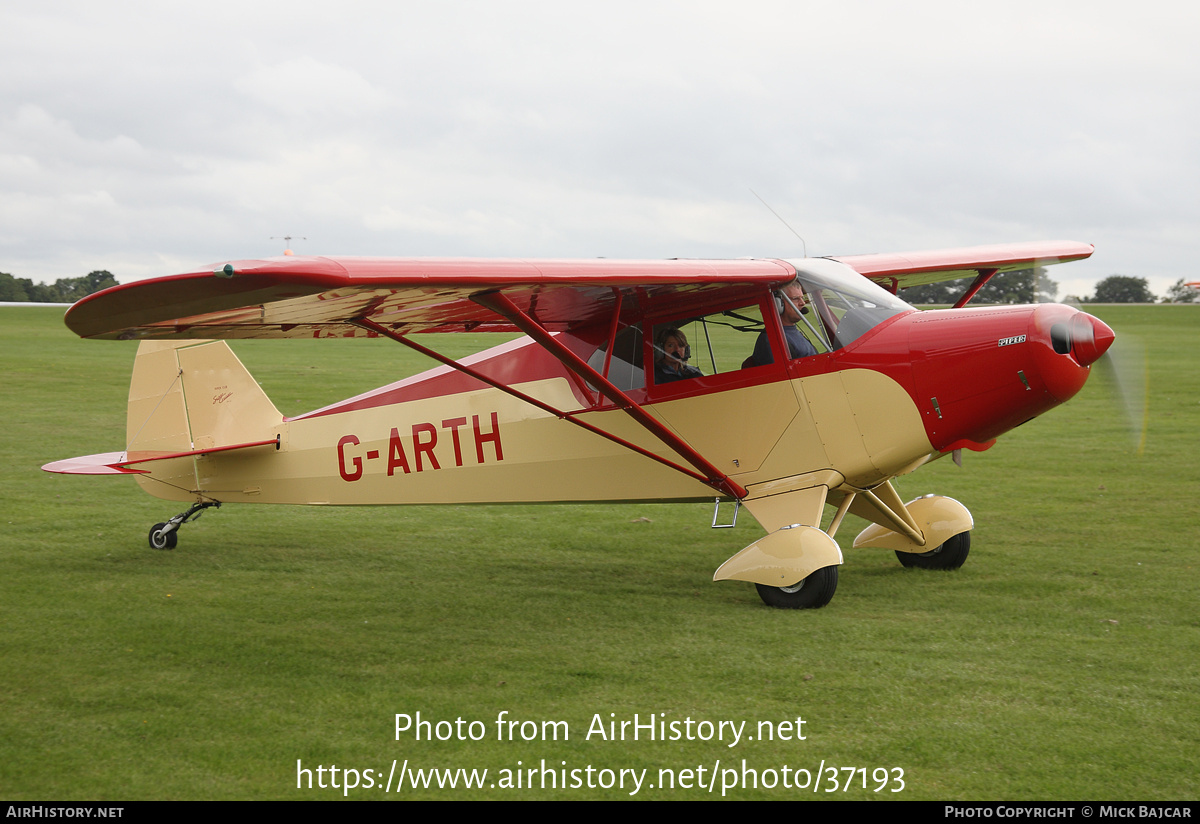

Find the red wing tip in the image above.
[{"left": 41, "top": 452, "right": 147, "bottom": 475}]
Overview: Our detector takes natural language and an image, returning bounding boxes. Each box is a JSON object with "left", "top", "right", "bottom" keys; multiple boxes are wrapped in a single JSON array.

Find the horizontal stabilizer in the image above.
[
  {"left": 43, "top": 438, "right": 279, "bottom": 477},
  {"left": 42, "top": 452, "right": 147, "bottom": 475}
]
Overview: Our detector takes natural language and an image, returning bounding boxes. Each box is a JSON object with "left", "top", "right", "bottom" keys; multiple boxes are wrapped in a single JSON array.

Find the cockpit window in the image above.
[{"left": 786, "top": 259, "right": 913, "bottom": 350}]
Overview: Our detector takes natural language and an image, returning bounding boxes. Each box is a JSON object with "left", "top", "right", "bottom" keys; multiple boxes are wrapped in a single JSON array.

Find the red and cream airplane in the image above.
[{"left": 43, "top": 240, "right": 1111, "bottom": 608}]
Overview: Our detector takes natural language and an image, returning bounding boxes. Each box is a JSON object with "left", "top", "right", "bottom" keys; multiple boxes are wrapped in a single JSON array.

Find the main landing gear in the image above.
[
  {"left": 895, "top": 531, "right": 971, "bottom": 570},
  {"left": 755, "top": 566, "right": 839, "bottom": 609},
  {"left": 148, "top": 501, "right": 221, "bottom": 550}
]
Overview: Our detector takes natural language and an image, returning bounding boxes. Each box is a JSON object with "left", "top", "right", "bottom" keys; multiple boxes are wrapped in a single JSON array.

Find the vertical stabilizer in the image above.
[
  {"left": 126, "top": 340, "right": 283, "bottom": 501},
  {"left": 126, "top": 341, "right": 193, "bottom": 458}
]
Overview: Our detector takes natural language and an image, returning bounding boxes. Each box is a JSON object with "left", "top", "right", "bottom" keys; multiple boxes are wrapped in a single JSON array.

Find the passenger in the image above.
[
  {"left": 654, "top": 327, "right": 703, "bottom": 384},
  {"left": 752, "top": 281, "right": 818, "bottom": 365}
]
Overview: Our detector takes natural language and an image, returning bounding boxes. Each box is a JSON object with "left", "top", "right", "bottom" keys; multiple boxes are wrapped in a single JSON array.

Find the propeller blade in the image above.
[{"left": 1094, "top": 334, "right": 1148, "bottom": 455}]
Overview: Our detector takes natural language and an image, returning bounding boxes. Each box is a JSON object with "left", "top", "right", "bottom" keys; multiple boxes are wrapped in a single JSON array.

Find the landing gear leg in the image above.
[{"left": 148, "top": 501, "right": 221, "bottom": 550}]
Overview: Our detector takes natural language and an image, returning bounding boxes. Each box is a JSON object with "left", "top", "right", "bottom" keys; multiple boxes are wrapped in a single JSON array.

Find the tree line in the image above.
[
  {"left": 0, "top": 271, "right": 119, "bottom": 303},
  {"left": 899, "top": 269, "right": 1196, "bottom": 305}
]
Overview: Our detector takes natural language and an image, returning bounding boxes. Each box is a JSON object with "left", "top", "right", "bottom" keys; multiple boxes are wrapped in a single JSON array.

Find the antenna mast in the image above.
[{"left": 749, "top": 190, "right": 807, "bottom": 258}]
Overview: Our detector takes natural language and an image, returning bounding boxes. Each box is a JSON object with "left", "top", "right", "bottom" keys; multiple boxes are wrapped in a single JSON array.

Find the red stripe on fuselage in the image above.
[{"left": 288, "top": 332, "right": 600, "bottom": 421}]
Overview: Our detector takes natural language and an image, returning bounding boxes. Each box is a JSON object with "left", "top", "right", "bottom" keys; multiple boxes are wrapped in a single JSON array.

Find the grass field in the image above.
[{"left": 2, "top": 304, "right": 1197, "bottom": 800}]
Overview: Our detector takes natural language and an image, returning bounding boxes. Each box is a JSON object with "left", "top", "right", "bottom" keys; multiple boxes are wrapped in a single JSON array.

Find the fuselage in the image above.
[{"left": 173, "top": 261, "right": 1112, "bottom": 510}]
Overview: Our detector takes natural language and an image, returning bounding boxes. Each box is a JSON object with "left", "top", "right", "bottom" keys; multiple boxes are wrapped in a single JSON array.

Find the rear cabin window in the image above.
[
  {"left": 585, "top": 322, "right": 644, "bottom": 391},
  {"left": 650, "top": 303, "right": 771, "bottom": 386}
]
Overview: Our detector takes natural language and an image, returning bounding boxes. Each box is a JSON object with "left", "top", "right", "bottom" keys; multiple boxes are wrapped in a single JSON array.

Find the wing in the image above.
[
  {"left": 64, "top": 257, "right": 797, "bottom": 340},
  {"left": 64, "top": 241, "right": 1094, "bottom": 341},
  {"left": 832, "top": 240, "right": 1094, "bottom": 292}
]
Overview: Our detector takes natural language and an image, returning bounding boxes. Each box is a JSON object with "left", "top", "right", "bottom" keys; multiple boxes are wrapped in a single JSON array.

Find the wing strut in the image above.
[
  {"left": 471, "top": 291, "right": 748, "bottom": 499},
  {"left": 952, "top": 268, "right": 998, "bottom": 309},
  {"left": 351, "top": 316, "right": 746, "bottom": 499}
]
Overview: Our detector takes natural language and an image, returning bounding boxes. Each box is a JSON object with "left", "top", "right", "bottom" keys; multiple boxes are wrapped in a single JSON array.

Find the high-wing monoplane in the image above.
[{"left": 43, "top": 241, "right": 1111, "bottom": 608}]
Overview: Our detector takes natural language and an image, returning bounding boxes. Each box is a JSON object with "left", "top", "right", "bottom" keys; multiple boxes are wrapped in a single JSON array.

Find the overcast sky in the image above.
[{"left": 2, "top": 1, "right": 1196, "bottom": 300}]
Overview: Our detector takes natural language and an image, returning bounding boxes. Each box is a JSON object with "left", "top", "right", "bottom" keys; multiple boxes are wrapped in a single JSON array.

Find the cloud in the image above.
[
  {"left": 0, "top": 1, "right": 1196, "bottom": 296},
  {"left": 233, "top": 57, "right": 393, "bottom": 119}
]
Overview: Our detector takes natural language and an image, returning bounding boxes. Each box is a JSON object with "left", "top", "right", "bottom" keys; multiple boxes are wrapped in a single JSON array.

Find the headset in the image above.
[{"left": 774, "top": 285, "right": 808, "bottom": 316}]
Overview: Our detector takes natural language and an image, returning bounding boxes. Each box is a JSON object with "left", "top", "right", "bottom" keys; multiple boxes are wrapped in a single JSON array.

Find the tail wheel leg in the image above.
[{"left": 147, "top": 501, "right": 221, "bottom": 550}]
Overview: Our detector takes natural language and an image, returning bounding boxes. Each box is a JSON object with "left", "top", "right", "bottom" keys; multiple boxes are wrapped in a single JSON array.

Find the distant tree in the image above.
[
  {"left": 0, "top": 272, "right": 32, "bottom": 301},
  {"left": 974, "top": 267, "right": 1057, "bottom": 304},
  {"left": 27, "top": 281, "right": 60, "bottom": 302},
  {"left": 0, "top": 270, "right": 118, "bottom": 303},
  {"left": 1089, "top": 275, "right": 1155, "bottom": 304},
  {"left": 899, "top": 280, "right": 958, "bottom": 305},
  {"left": 1161, "top": 278, "right": 1199, "bottom": 304},
  {"left": 898, "top": 267, "right": 1057, "bottom": 306},
  {"left": 51, "top": 270, "right": 119, "bottom": 302}
]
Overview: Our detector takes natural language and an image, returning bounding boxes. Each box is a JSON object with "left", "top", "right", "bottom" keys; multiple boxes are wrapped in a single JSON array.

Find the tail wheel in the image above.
[
  {"left": 149, "top": 523, "right": 177, "bottom": 550},
  {"left": 145, "top": 501, "right": 219, "bottom": 551},
  {"left": 755, "top": 566, "right": 838, "bottom": 609},
  {"left": 896, "top": 531, "right": 970, "bottom": 569}
]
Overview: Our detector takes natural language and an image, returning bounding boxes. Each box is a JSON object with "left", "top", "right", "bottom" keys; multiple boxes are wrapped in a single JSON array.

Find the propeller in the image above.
[
  {"left": 1057, "top": 295, "right": 1147, "bottom": 456},
  {"left": 1093, "top": 333, "right": 1149, "bottom": 456}
]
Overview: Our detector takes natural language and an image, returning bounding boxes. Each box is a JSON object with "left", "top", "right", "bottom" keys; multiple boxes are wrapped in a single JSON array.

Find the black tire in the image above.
[
  {"left": 896, "top": 530, "right": 970, "bottom": 569},
  {"left": 755, "top": 566, "right": 838, "bottom": 609},
  {"left": 149, "top": 523, "right": 177, "bottom": 550}
]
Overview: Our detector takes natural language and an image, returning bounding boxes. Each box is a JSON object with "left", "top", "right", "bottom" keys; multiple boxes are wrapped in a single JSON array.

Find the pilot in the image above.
[
  {"left": 653, "top": 327, "right": 703, "bottom": 384},
  {"left": 752, "top": 281, "right": 818, "bottom": 365}
]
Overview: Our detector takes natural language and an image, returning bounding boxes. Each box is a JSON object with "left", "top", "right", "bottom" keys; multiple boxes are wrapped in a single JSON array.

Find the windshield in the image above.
[{"left": 784, "top": 258, "right": 913, "bottom": 350}]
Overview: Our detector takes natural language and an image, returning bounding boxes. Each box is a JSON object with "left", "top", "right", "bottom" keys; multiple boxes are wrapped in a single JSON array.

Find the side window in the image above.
[
  {"left": 764, "top": 284, "right": 832, "bottom": 363},
  {"left": 650, "top": 303, "right": 769, "bottom": 385},
  {"left": 586, "top": 323, "right": 644, "bottom": 391}
]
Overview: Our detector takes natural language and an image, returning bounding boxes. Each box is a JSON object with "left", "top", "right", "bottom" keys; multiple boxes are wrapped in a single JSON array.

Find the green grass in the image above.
[{"left": 2, "top": 305, "right": 1197, "bottom": 800}]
